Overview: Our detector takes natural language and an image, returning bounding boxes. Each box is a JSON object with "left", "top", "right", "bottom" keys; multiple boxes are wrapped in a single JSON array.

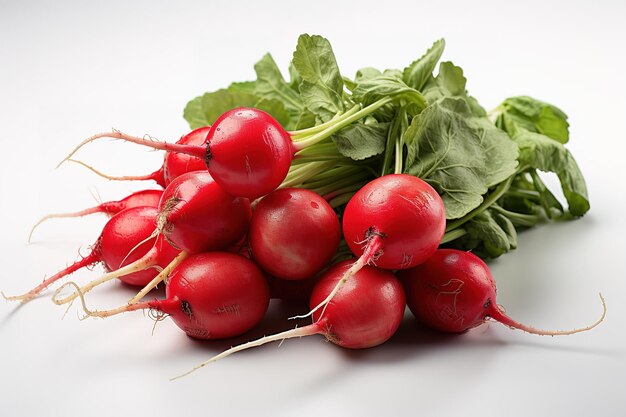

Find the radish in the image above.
[
  {"left": 249, "top": 188, "right": 341, "bottom": 280},
  {"left": 68, "top": 127, "right": 210, "bottom": 187},
  {"left": 305, "top": 174, "right": 446, "bottom": 316},
  {"left": 3, "top": 206, "right": 178, "bottom": 302},
  {"left": 60, "top": 101, "right": 392, "bottom": 199},
  {"left": 172, "top": 259, "right": 406, "bottom": 379},
  {"left": 53, "top": 171, "right": 252, "bottom": 305},
  {"left": 28, "top": 189, "right": 163, "bottom": 242},
  {"left": 66, "top": 252, "right": 270, "bottom": 340},
  {"left": 399, "top": 249, "right": 606, "bottom": 335},
  {"left": 155, "top": 171, "right": 252, "bottom": 253}
]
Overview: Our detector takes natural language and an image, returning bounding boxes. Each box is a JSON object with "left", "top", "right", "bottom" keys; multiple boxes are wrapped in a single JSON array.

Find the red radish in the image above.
[
  {"left": 306, "top": 174, "right": 446, "bottom": 316},
  {"left": 60, "top": 101, "right": 392, "bottom": 199},
  {"left": 53, "top": 171, "right": 252, "bottom": 305},
  {"left": 68, "top": 127, "right": 210, "bottom": 187},
  {"left": 3, "top": 206, "right": 178, "bottom": 302},
  {"left": 249, "top": 188, "right": 341, "bottom": 280},
  {"left": 68, "top": 252, "right": 270, "bottom": 340},
  {"left": 156, "top": 171, "right": 252, "bottom": 253},
  {"left": 399, "top": 249, "right": 606, "bottom": 335},
  {"left": 28, "top": 189, "right": 163, "bottom": 242},
  {"left": 171, "top": 259, "right": 406, "bottom": 379}
]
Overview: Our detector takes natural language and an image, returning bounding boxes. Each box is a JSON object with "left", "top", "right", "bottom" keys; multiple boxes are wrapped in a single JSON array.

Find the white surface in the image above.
[{"left": 1, "top": 1, "right": 625, "bottom": 416}]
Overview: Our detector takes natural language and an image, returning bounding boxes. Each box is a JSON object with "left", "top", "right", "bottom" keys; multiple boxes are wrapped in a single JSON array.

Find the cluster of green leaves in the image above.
[{"left": 183, "top": 34, "right": 589, "bottom": 259}]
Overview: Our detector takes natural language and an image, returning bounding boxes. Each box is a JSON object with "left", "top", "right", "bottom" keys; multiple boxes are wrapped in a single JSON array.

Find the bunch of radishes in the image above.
[{"left": 5, "top": 104, "right": 604, "bottom": 379}]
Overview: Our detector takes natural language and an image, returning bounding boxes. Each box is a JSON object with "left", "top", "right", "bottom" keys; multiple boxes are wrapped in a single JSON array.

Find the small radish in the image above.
[
  {"left": 61, "top": 100, "right": 392, "bottom": 199},
  {"left": 66, "top": 252, "right": 270, "bottom": 340},
  {"left": 249, "top": 188, "right": 341, "bottom": 280},
  {"left": 3, "top": 206, "right": 178, "bottom": 302},
  {"left": 28, "top": 189, "right": 163, "bottom": 242},
  {"left": 399, "top": 249, "right": 606, "bottom": 335},
  {"left": 306, "top": 174, "right": 446, "bottom": 316},
  {"left": 172, "top": 260, "right": 405, "bottom": 379},
  {"left": 156, "top": 171, "right": 252, "bottom": 253},
  {"left": 68, "top": 127, "right": 210, "bottom": 187},
  {"left": 53, "top": 171, "right": 252, "bottom": 305}
]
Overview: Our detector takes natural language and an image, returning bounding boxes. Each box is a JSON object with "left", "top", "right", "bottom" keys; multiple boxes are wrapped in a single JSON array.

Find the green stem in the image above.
[
  {"left": 491, "top": 205, "right": 544, "bottom": 227},
  {"left": 380, "top": 111, "right": 402, "bottom": 176},
  {"left": 280, "top": 161, "right": 336, "bottom": 188},
  {"left": 292, "top": 98, "right": 393, "bottom": 151},
  {"left": 440, "top": 228, "right": 468, "bottom": 244},
  {"left": 445, "top": 174, "right": 515, "bottom": 232},
  {"left": 394, "top": 132, "right": 404, "bottom": 175},
  {"left": 289, "top": 106, "right": 359, "bottom": 139},
  {"left": 317, "top": 180, "right": 368, "bottom": 200},
  {"left": 328, "top": 192, "right": 355, "bottom": 208}
]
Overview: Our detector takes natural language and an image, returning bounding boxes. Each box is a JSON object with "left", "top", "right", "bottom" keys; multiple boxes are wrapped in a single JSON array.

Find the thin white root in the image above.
[
  {"left": 52, "top": 248, "right": 158, "bottom": 305},
  {"left": 128, "top": 250, "right": 189, "bottom": 304},
  {"left": 170, "top": 325, "right": 317, "bottom": 381},
  {"left": 290, "top": 255, "right": 369, "bottom": 320},
  {"left": 57, "top": 129, "right": 164, "bottom": 169}
]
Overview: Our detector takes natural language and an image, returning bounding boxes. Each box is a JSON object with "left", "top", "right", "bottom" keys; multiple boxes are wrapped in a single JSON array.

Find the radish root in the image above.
[
  {"left": 52, "top": 245, "right": 161, "bottom": 305},
  {"left": 53, "top": 281, "right": 152, "bottom": 319},
  {"left": 292, "top": 233, "right": 384, "bottom": 320},
  {"left": 129, "top": 250, "right": 188, "bottom": 304},
  {"left": 489, "top": 293, "right": 607, "bottom": 336},
  {"left": 171, "top": 325, "right": 318, "bottom": 381},
  {"left": 67, "top": 158, "right": 161, "bottom": 183},
  {"left": 28, "top": 206, "right": 103, "bottom": 243}
]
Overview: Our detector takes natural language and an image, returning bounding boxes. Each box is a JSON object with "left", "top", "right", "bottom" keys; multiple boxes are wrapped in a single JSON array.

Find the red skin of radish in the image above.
[
  {"left": 343, "top": 174, "right": 446, "bottom": 270},
  {"left": 145, "top": 252, "right": 269, "bottom": 339},
  {"left": 309, "top": 260, "right": 406, "bottom": 348},
  {"left": 249, "top": 188, "right": 341, "bottom": 280},
  {"left": 206, "top": 108, "right": 294, "bottom": 199},
  {"left": 99, "top": 206, "right": 179, "bottom": 286},
  {"left": 72, "top": 111, "right": 291, "bottom": 199},
  {"left": 98, "top": 189, "right": 163, "bottom": 215},
  {"left": 158, "top": 171, "right": 252, "bottom": 253},
  {"left": 162, "top": 127, "right": 209, "bottom": 185},
  {"left": 399, "top": 249, "right": 605, "bottom": 336},
  {"left": 399, "top": 249, "right": 497, "bottom": 333}
]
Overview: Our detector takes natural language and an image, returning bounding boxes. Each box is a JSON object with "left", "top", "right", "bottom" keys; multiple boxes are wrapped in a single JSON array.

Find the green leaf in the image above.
[
  {"left": 294, "top": 108, "right": 317, "bottom": 130},
  {"left": 183, "top": 89, "right": 258, "bottom": 129},
  {"left": 254, "top": 53, "right": 304, "bottom": 117},
  {"left": 422, "top": 62, "right": 486, "bottom": 117},
  {"left": 332, "top": 122, "right": 390, "bottom": 161},
  {"left": 382, "top": 68, "right": 403, "bottom": 79},
  {"left": 464, "top": 210, "right": 516, "bottom": 258},
  {"left": 403, "top": 39, "right": 446, "bottom": 91},
  {"left": 288, "top": 61, "right": 301, "bottom": 92},
  {"left": 355, "top": 67, "right": 382, "bottom": 82},
  {"left": 227, "top": 81, "right": 256, "bottom": 94},
  {"left": 254, "top": 98, "right": 291, "bottom": 128},
  {"left": 497, "top": 96, "right": 569, "bottom": 143},
  {"left": 403, "top": 97, "right": 519, "bottom": 219},
  {"left": 512, "top": 131, "right": 589, "bottom": 216},
  {"left": 292, "top": 34, "right": 345, "bottom": 122},
  {"left": 352, "top": 75, "right": 427, "bottom": 114}
]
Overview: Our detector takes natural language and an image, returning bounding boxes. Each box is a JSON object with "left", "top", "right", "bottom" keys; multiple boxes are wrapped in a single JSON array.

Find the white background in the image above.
[{"left": 1, "top": 1, "right": 625, "bottom": 416}]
